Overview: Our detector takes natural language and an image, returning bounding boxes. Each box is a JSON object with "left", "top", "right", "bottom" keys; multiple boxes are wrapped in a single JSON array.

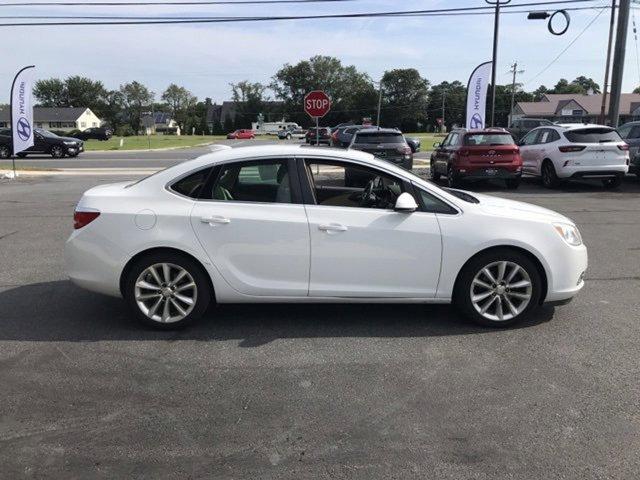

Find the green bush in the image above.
[{"left": 115, "top": 125, "right": 135, "bottom": 137}]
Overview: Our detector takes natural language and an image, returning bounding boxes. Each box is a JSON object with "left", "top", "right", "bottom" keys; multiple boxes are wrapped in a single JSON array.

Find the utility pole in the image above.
[
  {"left": 508, "top": 62, "right": 525, "bottom": 127},
  {"left": 600, "top": 0, "right": 617, "bottom": 124},
  {"left": 609, "top": 0, "right": 631, "bottom": 127},
  {"left": 376, "top": 80, "right": 383, "bottom": 129},
  {"left": 441, "top": 90, "right": 446, "bottom": 133},
  {"left": 486, "top": 0, "right": 511, "bottom": 126}
]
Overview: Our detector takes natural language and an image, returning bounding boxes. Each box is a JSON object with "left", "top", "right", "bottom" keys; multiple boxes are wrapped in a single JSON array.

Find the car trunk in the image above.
[
  {"left": 358, "top": 143, "right": 405, "bottom": 162},
  {"left": 463, "top": 145, "right": 519, "bottom": 164},
  {"left": 563, "top": 128, "right": 627, "bottom": 167}
]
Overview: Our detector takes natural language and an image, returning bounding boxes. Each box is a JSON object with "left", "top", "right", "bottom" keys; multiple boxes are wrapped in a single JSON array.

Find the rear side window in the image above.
[
  {"left": 170, "top": 168, "right": 213, "bottom": 199},
  {"left": 564, "top": 128, "right": 622, "bottom": 143},
  {"left": 354, "top": 132, "right": 405, "bottom": 144},
  {"left": 464, "top": 133, "right": 514, "bottom": 146}
]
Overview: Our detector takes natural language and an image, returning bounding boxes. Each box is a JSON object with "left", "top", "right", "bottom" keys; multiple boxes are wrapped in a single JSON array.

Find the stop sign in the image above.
[{"left": 304, "top": 90, "right": 331, "bottom": 118}]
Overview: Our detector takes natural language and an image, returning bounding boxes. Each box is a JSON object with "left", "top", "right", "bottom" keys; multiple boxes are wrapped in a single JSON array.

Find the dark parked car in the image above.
[
  {"left": 430, "top": 128, "right": 522, "bottom": 189},
  {"left": 305, "top": 127, "right": 332, "bottom": 144},
  {"left": 72, "top": 127, "right": 112, "bottom": 141},
  {"left": 617, "top": 121, "right": 640, "bottom": 178},
  {"left": 508, "top": 118, "right": 554, "bottom": 143},
  {"left": 332, "top": 125, "right": 370, "bottom": 148},
  {"left": 0, "top": 128, "right": 83, "bottom": 158},
  {"left": 406, "top": 136, "right": 421, "bottom": 153}
]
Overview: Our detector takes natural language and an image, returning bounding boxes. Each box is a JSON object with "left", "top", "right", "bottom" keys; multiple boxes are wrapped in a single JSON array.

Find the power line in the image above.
[
  {"left": 0, "top": 0, "right": 357, "bottom": 6},
  {"left": 0, "top": 0, "right": 602, "bottom": 26},
  {"left": 524, "top": 3, "right": 608, "bottom": 85}
]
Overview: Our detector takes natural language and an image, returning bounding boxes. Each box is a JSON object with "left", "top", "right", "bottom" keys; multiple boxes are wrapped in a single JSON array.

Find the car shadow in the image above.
[{"left": 0, "top": 280, "right": 555, "bottom": 346}]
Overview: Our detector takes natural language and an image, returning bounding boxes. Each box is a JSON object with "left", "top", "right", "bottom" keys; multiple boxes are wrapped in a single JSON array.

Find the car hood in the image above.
[
  {"left": 469, "top": 191, "right": 574, "bottom": 224},
  {"left": 60, "top": 136, "right": 82, "bottom": 143}
]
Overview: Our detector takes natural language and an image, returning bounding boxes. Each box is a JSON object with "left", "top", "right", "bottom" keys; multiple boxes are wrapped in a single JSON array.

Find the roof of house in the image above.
[
  {"left": 0, "top": 106, "right": 93, "bottom": 122},
  {"left": 141, "top": 112, "right": 173, "bottom": 127},
  {"left": 516, "top": 93, "right": 640, "bottom": 116}
]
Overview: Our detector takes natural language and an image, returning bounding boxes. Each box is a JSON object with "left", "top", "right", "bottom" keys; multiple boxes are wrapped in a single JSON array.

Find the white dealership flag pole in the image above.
[
  {"left": 465, "top": 61, "right": 492, "bottom": 130},
  {"left": 10, "top": 65, "right": 36, "bottom": 178}
]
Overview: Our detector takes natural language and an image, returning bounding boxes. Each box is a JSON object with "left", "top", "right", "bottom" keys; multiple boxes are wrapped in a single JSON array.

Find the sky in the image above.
[{"left": 1, "top": 0, "right": 639, "bottom": 104}]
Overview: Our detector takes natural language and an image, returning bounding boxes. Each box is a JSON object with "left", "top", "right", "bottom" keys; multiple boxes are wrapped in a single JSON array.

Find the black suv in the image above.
[
  {"left": 348, "top": 128, "right": 413, "bottom": 169},
  {"left": 508, "top": 118, "right": 554, "bottom": 142},
  {"left": 72, "top": 127, "right": 112, "bottom": 141},
  {"left": 0, "top": 128, "right": 84, "bottom": 158}
]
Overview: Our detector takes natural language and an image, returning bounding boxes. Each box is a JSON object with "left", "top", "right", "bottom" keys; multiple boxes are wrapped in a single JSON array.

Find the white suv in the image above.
[{"left": 518, "top": 124, "right": 629, "bottom": 188}]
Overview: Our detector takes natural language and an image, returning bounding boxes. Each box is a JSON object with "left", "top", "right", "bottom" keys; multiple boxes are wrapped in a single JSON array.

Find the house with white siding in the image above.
[{"left": 0, "top": 107, "right": 102, "bottom": 132}]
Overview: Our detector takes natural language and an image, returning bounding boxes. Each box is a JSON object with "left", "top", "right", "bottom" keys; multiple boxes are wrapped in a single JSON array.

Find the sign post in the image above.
[
  {"left": 9, "top": 65, "right": 36, "bottom": 179},
  {"left": 304, "top": 90, "right": 331, "bottom": 147}
]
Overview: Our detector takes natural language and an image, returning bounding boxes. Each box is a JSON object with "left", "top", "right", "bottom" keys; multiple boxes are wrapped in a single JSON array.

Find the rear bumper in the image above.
[
  {"left": 568, "top": 169, "right": 627, "bottom": 180},
  {"left": 559, "top": 165, "right": 628, "bottom": 179},
  {"left": 456, "top": 167, "right": 522, "bottom": 181}
]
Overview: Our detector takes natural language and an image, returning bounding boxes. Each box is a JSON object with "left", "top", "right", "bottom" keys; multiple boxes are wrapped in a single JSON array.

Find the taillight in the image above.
[
  {"left": 74, "top": 210, "right": 100, "bottom": 229},
  {"left": 397, "top": 146, "right": 412, "bottom": 155},
  {"left": 559, "top": 145, "right": 586, "bottom": 153},
  {"left": 618, "top": 143, "right": 629, "bottom": 151}
]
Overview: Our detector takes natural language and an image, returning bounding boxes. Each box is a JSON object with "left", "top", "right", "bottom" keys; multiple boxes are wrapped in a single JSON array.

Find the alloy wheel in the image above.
[
  {"left": 134, "top": 263, "right": 197, "bottom": 323},
  {"left": 51, "top": 146, "right": 64, "bottom": 158},
  {"left": 470, "top": 260, "right": 532, "bottom": 322}
]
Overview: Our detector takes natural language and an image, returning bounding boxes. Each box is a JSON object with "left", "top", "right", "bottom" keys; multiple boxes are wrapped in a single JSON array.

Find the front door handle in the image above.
[
  {"left": 201, "top": 215, "right": 230, "bottom": 225},
  {"left": 318, "top": 223, "right": 347, "bottom": 232}
]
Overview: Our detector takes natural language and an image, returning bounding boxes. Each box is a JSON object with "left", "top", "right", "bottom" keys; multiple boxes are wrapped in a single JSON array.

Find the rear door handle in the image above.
[
  {"left": 201, "top": 215, "right": 230, "bottom": 225},
  {"left": 318, "top": 223, "right": 347, "bottom": 232}
]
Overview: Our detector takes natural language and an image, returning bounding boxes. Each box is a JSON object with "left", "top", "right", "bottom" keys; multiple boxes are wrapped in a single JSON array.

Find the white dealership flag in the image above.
[
  {"left": 10, "top": 66, "right": 36, "bottom": 155},
  {"left": 465, "top": 61, "right": 492, "bottom": 130}
]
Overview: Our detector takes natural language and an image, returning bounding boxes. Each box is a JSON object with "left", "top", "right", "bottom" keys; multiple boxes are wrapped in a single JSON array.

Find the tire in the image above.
[
  {"left": 50, "top": 145, "right": 65, "bottom": 158},
  {"left": 0, "top": 145, "right": 10, "bottom": 159},
  {"left": 430, "top": 160, "right": 440, "bottom": 181},
  {"left": 505, "top": 179, "right": 520, "bottom": 189},
  {"left": 541, "top": 160, "right": 560, "bottom": 189},
  {"left": 454, "top": 249, "right": 543, "bottom": 327},
  {"left": 602, "top": 176, "right": 622, "bottom": 189},
  {"left": 447, "top": 164, "right": 459, "bottom": 188},
  {"left": 403, "top": 157, "right": 414, "bottom": 171},
  {"left": 123, "top": 251, "right": 212, "bottom": 330}
]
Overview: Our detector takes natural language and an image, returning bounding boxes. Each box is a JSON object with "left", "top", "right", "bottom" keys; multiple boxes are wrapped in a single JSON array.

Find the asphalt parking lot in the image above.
[{"left": 1, "top": 165, "right": 640, "bottom": 478}]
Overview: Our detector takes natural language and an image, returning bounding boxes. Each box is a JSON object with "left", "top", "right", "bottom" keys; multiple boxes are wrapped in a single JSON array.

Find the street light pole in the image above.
[
  {"left": 609, "top": 0, "right": 630, "bottom": 127},
  {"left": 486, "top": 0, "right": 510, "bottom": 126},
  {"left": 600, "top": 0, "right": 617, "bottom": 124}
]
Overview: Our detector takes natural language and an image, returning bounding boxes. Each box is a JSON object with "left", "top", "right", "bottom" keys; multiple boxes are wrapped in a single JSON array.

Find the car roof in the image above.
[
  {"left": 552, "top": 123, "right": 613, "bottom": 130},
  {"left": 354, "top": 127, "right": 400, "bottom": 134},
  {"left": 452, "top": 127, "right": 509, "bottom": 134}
]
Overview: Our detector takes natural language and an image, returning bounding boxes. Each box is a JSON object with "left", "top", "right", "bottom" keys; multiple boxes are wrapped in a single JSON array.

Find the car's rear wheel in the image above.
[
  {"left": 541, "top": 160, "right": 560, "bottom": 188},
  {"left": 0, "top": 145, "right": 10, "bottom": 159},
  {"left": 447, "top": 164, "right": 459, "bottom": 188},
  {"left": 430, "top": 160, "right": 440, "bottom": 181},
  {"left": 505, "top": 179, "right": 520, "bottom": 189},
  {"left": 602, "top": 176, "right": 622, "bottom": 189},
  {"left": 50, "top": 145, "right": 65, "bottom": 158},
  {"left": 124, "top": 252, "right": 212, "bottom": 329},
  {"left": 454, "top": 249, "right": 542, "bottom": 327}
]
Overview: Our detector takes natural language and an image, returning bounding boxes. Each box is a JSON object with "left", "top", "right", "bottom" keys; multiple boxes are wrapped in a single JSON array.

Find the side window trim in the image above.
[{"left": 410, "top": 182, "right": 460, "bottom": 215}]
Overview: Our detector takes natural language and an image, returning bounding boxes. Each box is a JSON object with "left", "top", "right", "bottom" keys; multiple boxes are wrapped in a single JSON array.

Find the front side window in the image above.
[
  {"left": 415, "top": 186, "right": 458, "bottom": 214},
  {"left": 520, "top": 129, "right": 539, "bottom": 145},
  {"left": 208, "top": 159, "right": 292, "bottom": 204},
  {"left": 304, "top": 160, "right": 403, "bottom": 210}
]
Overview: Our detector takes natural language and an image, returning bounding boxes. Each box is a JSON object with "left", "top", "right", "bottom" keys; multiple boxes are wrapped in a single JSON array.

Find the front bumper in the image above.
[{"left": 544, "top": 243, "right": 588, "bottom": 304}]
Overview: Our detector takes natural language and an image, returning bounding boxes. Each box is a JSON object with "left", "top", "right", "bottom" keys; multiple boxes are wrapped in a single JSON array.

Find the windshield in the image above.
[
  {"left": 564, "top": 128, "right": 622, "bottom": 143},
  {"left": 464, "top": 133, "right": 514, "bottom": 146},
  {"left": 354, "top": 132, "right": 405, "bottom": 144},
  {"left": 36, "top": 129, "right": 59, "bottom": 138}
]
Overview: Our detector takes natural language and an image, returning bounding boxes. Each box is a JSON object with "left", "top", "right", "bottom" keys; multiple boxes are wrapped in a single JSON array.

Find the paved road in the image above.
[
  {"left": 1, "top": 172, "right": 639, "bottom": 478},
  {"left": 4, "top": 138, "right": 431, "bottom": 170}
]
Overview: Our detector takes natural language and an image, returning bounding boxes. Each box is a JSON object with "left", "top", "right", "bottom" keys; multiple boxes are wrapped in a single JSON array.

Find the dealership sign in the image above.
[
  {"left": 304, "top": 90, "right": 331, "bottom": 118},
  {"left": 11, "top": 66, "right": 36, "bottom": 155},
  {"left": 465, "top": 61, "right": 492, "bottom": 130}
]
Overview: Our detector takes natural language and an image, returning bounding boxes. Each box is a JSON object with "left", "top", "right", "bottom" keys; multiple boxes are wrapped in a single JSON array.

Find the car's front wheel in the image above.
[
  {"left": 455, "top": 249, "right": 542, "bottom": 327},
  {"left": 50, "top": 145, "right": 65, "bottom": 158},
  {"left": 430, "top": 160, "right": 440, "bottom": 181},
  {"left": 124, "top": 252, "right": 212, "bottom": 329},
  {"left": 0, "top": 145, "right": 10, "bottom": 159},
  {"left": 447, "top": 164, "right": 459, "bottom": 188}
]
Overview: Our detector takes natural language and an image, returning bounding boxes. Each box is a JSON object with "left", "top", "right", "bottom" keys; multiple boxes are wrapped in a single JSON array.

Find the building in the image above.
[
  {"left": 0, "top": 107, "right": 102, "bottom": 132},
  {"left": 141, "top": 112, "right": 180, "bottom": 135},
  {"left": 512, "top": 93, "right": 640, "bottom": 125}
]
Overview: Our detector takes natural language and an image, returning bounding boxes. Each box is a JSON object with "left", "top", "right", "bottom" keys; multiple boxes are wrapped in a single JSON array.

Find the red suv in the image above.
[
  {"left": 430, "top": 128, "right": 522, "bottom": 189},
  {"left": 227, "top": 129, "right": 255, "bottom": 140},
  {"left": 305, "top": 127, "right": 332, "bottom": 145}
]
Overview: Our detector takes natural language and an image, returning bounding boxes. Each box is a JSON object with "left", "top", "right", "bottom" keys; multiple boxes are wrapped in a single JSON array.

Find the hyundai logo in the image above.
[
  {"left": 469, "top": 113, "right": 483, "bottom": 129},
  {"left": 16, "top": 117, "right": 31, "bottom": 141}
]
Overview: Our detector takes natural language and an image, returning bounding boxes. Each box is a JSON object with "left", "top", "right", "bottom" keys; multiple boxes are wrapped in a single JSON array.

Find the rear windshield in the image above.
[
  {"left": 464, "top": 133, "right": 514, "bottom": 146},
  {"left": 354, "top": 132, "right": 405, "bottom": 144},
  {"left": 564, "top": 128, "right": 622, "bottom": 143}
]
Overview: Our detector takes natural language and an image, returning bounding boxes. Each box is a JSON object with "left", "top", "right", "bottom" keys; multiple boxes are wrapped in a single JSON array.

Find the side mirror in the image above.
[
  {"left": 433, "top": 142, "right": 441, "bottom": 148},
  {"left": 394, "top": 192, "right": 418, "bottom": 213}
]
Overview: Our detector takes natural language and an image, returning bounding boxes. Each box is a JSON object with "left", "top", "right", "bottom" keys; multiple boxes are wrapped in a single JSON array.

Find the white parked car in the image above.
[
  {"left": 65, "top": 145, "right": 587, "bottom": 329},
  {"left": 518, "top": 124, "right": 629, "bottom": 188}
]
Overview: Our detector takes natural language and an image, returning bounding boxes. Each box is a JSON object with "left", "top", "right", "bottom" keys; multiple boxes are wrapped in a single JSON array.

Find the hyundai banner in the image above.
[
  {"left": 465, "top": 61, "right": 492, "bottom": 130},
  {"left": 11, "top": 65, "right": 36, "bottom": 155}
]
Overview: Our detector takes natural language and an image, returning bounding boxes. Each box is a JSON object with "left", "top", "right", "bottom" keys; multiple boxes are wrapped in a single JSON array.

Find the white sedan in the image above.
[
  {"left": 518, "top": 123, "right": 629, "bottom": 188},
  {"left": 65, "top": 145, "right": 587, "bottom": 329}
]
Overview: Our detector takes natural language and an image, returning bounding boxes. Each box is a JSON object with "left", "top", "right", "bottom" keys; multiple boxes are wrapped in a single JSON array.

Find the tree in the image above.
[
  {"left": 552, "top": 78, "right": 585, "bottom": 94},
  {"left": 532, "top": 85, "right": 549, "bottom": 101},
  {"left": 223, "top": 113, "right": 234, "bottom": 134},
  {"left": 33, "top": 78, "right": 67, "bottom": 107},
  {"left": 230, "top": 80, "right": 268, "bottom": 128},
  {"left": 119, "top": 81, "right": 154, "bottom": 134},
  {"left": 571, "top": 76, "right": 601, "bottom": 94},
  {"left": 379, "top": 68, "right": 430, "bottom": 131},
  {"left": 426, "top": 81, "right": 466, "bottom": 131},
  {"left": 271, "top": 55, "right": 376, "bottom": 126},
  {"left": 161, "top": 83, "right": 197, "bottom": 131}
]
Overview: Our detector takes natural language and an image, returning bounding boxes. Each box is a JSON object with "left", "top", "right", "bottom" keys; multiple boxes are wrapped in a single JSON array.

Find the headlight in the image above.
[
  {"left": 553, "top": 223, "right": 583, "bottom": 246},
  {"left": 63, "top": 141, "right": 76, "bottom": 146}
]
